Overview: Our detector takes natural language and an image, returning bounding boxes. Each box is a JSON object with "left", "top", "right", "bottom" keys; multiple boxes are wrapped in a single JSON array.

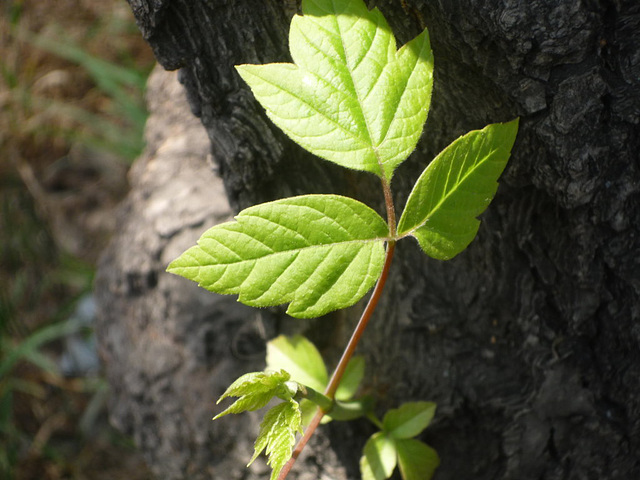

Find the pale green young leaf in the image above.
[
  {"left": 335, "top": 355, "right": 365, "bottom": 401},
  {"left": 214, "top": 391, "right": 277, "bottom": 420},
  {"left": 213, "top": 370, "right": 290, "bottom": 420},
  {"left": 382, "top": 401, "right": 436, "bottom": 439},
  {"left": 236, "top": 0, "right": 433, "bottom": 181},
  {"left": 266, "top": 335, "right": 328, "bottom": 392},
  {"left": 396, "top": 438, "right": 439, "bottom": 480},
  {"left": 266, "top": 335, "right": 364, "bottom": 401},
  {"left": 217, "top": 370, "right": 291, "bottom": 403},
  {"left": 397, "top": 119, "right": 519, "bottom": 260},
  {"left": 360, "top": 432, "right": 397, "bottom": 480},
  {"left": 168, "top": 195, "right": 389, "bottom": 318},
  {"left": 248, "top": 399, "right": 303, "bottom": 480}
]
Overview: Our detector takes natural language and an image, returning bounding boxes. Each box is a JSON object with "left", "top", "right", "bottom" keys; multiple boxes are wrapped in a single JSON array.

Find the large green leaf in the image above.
[
  {"left": 360, "top": 432, "right": 397, "bottom": 480},
  {"left": 236, "top": 0, "right": 433, "bottom": 181},
  {"left": 249, "top": 399, "right": 303, "bottom": 480},
  {"left": 383, "top": 401, "right": 436, "bottom": 439},
  {"left": 397, "top": 119, "right": 519, "bottom": 260},
  {"left": 396, "top": 438, "right": 439, "bottom": 480},
  {"left": 168, "top": 195, "right": 389, "bottom": 318}
]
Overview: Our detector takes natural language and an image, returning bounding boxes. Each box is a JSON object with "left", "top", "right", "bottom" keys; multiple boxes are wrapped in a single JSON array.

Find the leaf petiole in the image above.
[
  {"left": 294, "top": 385, "right": 333, "bottom": 413},
  {"left": 366, "top": 412, "right": 384, "bottom": 431}
]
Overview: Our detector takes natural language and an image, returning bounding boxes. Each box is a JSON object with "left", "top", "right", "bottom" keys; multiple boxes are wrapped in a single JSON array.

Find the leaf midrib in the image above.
[
  {"left": 333, "top": 9, "right": 386, "bottom": 178},
  {"left": 256, "top": 69, "right": 372, "bottom": 151},
  {"left": 192, "top": 236, "right": 390, "bottom": 267}
]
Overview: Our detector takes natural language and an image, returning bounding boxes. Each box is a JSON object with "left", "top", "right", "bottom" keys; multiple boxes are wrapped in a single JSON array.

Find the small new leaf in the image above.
[
  {"left": 266, "top": 334, "right": 364, "bottom": 401},
  {"left": 213, "top": 370, "right": 291, "bottom": 420},
  {"left": 266, "top": 335, "right": 328, "bottom": 393},
  {"left": 396, "top": 438, "right": 439, "bottom": 480},
  {"left": 360, "top": 432, "right": 397, "bottom": 480},
  {"left": 249, "top": 399, "right": 303, "bottom": 480},
  {"left": 382, "top": 401, "right": 436, "bottom": 439},
  {"left": 397, "top": 119, "right": 519, "bottom": 260},
  {"left": 168, "top": 195, "right": 389, "bottom": 318},
  {"left": 236, "top": 0, "right": 433, "bottom": 181}
]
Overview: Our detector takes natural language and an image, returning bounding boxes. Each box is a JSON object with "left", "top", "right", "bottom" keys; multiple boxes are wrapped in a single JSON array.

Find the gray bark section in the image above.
[
  {"left": 95, "top": 66, "right": 349, "bottom": 480},
  {"left": 96, "top": 1, "right": 640, "bottom": 479}
]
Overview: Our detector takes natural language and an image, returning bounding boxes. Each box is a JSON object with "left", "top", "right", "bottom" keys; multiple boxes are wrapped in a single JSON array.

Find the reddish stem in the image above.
[
  {"left": 381, "top": 177, "right": 397, "bottom": 237},
  {"left": 324, "top": 241, "right": 396, "bottom": 399},
  {"left": 277, "top": 241, "right": 396, "bottom": 480},
  {"left": 277, "top": 178, "right": 397, "bottom": 480}
]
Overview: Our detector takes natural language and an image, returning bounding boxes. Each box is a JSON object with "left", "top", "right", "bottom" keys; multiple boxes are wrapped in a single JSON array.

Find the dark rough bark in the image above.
[{"left": 96, "top": 1, "right": 640, "bottom": 479}]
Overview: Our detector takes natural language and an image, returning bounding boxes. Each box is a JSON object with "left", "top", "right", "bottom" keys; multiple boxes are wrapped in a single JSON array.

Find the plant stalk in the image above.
[
  {"left": 277, "top": 242, "right": 395, "bottom": 480},
  {"left": 324, "top": 241, "right": 396, "bottom": 399},
  {"left": 277, "top": 178, "right": 397, "bottom": 480},
  {"left": 381, "top": 177, "right": 397, "bottom": 237}
]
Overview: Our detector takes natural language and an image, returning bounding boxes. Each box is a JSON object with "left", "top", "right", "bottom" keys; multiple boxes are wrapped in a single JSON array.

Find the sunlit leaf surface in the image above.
[
  {"left": 397, "top": 119, "right": 519, "bottom": 260},
  {"left": 236, "top": 0, "right": 433, "bottom": 180},
  {"left": 168, "top": 195, "right": 389, "bottom": 318}
]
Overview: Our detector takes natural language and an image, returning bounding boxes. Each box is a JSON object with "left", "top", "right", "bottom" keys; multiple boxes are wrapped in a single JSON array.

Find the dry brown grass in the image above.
[{"left": 1, "top": 1, "right": 156, "bottom": 478}]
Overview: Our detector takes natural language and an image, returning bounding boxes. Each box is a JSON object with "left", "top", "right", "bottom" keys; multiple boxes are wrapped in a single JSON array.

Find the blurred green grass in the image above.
[
  {"left": 16, "top": 30, "right": 150, "bottom": 161},
  {"left": 2, "top": 11, "right": 151, "bottom": 163},
  {"left": 0, "top": 1, "right": 155, "bottom": 478}
]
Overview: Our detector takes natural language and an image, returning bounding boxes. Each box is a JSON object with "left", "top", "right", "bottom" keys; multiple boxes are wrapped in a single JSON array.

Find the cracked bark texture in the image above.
[{"left": 96, "top": 1, "right": 640, "bottom": 479}]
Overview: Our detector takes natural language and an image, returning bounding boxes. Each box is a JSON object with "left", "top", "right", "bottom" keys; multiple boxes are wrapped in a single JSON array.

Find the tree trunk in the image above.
[{"left": 96, "top": 1, "right": 640, "bottom": 479}]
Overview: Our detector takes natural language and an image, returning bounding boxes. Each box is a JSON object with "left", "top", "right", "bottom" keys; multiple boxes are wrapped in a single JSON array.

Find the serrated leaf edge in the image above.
[{"left": 397, "top": 119, "right": 519, "bottom": 240}]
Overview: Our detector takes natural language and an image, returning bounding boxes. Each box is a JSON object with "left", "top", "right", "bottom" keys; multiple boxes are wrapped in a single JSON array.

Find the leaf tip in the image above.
[
  {"left": 212, "top": 409, "right": 228, "bottom": 421},
  {"left": 165, "top": 263, "right": 177, "bottom": 274},
  {"left": 502, "top": 117, "right": 520, "bottom": 144}
]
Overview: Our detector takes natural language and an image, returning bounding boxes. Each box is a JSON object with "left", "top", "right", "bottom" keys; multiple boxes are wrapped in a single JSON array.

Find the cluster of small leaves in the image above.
[
  {"left": 360, "top": 402, "right": 438, "bottom": 480},
  {"left": 269, "top": 336, "right": 440, "bottom": 480},
  {"left": 214, "top": 370, "right": 303, "bottom": 480},
  {"left": 216, "top": 335, "right": 439, "bottom": 480},
  {"left": 212, "top": 336, "right": 366, "bottom": 480}
]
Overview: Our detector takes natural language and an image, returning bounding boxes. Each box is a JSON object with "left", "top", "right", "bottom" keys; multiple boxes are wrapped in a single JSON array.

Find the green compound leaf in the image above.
[
  {"left": 382, "top": 401, "right": 436, "bottom": 439},
  {"left": 249, "top": 399, "right": 303, "bottom": 480},
  {"left": 236, "top": 0, "right": 433, "bottom": 181},
  {"left": 397, "top": 119, "right": 519, "bottom": 260},
  {"left": 266, "top": 335, "right": 328, "bottom": 393},
  {"left": 168, "top": 194, "right": 389, "bottom": 318},
  {"left": 213, "top": 370, "right": 292, "bottom": 420},
  {"left": 360, "top": 432, "right": 397, "bottom": 480},
  {"left": 396, "top": 438, "right": 439, "bottom": 480}
]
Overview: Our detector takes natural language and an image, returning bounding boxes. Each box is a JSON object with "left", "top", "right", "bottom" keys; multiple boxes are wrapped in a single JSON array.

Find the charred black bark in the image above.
[{"left": 96, "top": 1, "right": 640, "bottom": 479}]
